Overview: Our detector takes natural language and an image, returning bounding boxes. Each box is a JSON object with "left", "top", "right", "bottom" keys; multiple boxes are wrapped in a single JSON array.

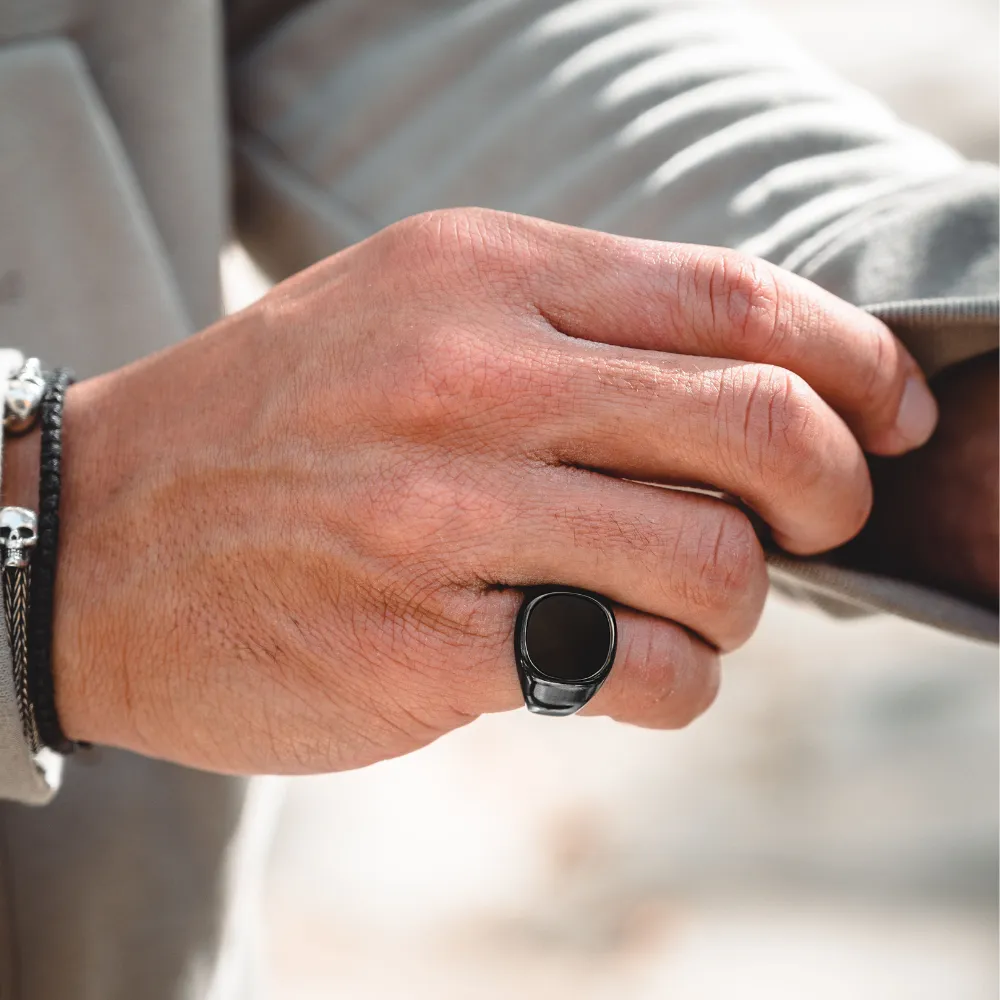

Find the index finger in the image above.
[{"left": 489, "top": 215, "right": 937, "bottom": 456}]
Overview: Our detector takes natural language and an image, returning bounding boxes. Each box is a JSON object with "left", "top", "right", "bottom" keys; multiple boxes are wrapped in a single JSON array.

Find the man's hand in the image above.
[{"left": 24, "top": 210, "right": 937, "bottom": 773}]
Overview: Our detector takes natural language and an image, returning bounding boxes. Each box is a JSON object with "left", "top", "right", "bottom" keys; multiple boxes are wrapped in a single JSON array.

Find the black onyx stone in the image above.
[{"left": 524, "top": 592, "right": 613, "bottom": 682}]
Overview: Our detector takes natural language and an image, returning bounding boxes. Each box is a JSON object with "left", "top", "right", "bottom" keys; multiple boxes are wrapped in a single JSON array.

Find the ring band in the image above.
[{"left": 514, "top": 586, "right": 617, "bottom": 716}]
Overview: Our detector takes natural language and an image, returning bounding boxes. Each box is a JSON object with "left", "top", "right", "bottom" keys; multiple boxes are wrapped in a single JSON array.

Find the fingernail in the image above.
[{"left": 894, "top": 376, "right": 938, "bottom": 449}]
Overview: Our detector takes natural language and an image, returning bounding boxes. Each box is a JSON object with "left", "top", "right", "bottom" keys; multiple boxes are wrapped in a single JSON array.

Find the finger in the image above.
[
  {"left": 578, "top": 606, "right": 720, "bottom": 729},
  {"left": 519, "top": 346, "right": 872, "bottom": 556},
  {"left": 481, "top": 466, "right": 770, "bottom": 652},
  {"left": 462, "top": 591, "right": 720, "bottom": 730},
  {"left": 490, "top": 215, "right": 936, "bottom": 455}
]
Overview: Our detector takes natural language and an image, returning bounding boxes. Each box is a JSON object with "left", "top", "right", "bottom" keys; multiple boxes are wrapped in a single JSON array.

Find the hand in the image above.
[
  {"left": 850, "top": 352, "right": 998, "bottom": 607},
  {"left": 19, "top": 210, "right": 937, "bottom": 773}
]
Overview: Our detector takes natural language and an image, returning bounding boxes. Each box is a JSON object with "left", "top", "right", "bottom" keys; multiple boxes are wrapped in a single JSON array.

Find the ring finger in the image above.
[
  {"left": 464, "top": 588, "right": 722, "bottom": 730},
  {"left": 481, "top": 464, "right": 769, "bottom": 652}
]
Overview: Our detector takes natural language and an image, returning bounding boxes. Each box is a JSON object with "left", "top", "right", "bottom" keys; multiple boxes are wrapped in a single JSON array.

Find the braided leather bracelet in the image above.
[{"left": 28, "top": 368, "right": 76, "bottom": 753}]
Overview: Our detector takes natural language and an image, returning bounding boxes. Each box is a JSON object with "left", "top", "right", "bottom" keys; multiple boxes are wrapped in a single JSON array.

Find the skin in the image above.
[{"left": 5, "top": 209, "right": 944, "bottom": 775}]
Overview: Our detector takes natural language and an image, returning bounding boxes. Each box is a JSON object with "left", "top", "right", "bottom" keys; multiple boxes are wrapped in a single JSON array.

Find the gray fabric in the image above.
[
  {"left": 230, "top": 0, "right": 994, "bottom": 314},
  {"left": 0, "top": 606, "right": 56, "bottom": 806},
  {"left": 78, "top": 0, "right": 227, "bottom": 333},
  {"left": 768, "top": 547, "right": 1000, "bottom": 641},
  {"left": 0, "top": 40, "right": 190, "bottom": 376},
  {"left": 1, "top": 756, "right": 267, "bottom": 1000},
  {"left": 0, "top": 0, "right": 995, "bottom": 996}
]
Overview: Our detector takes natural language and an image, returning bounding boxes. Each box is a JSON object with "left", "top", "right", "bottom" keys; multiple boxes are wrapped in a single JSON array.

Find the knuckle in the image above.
[
  {"left": 614, "top": 627, "right": 722, "bottom": 730},
  {"left": 381, "top": 209, "right": 477, "bottom": 262},
  {"left": 739, "top": 366, "right": 827, "bottom": 491},
  {"left": 837, "top": 460, "right": 874, "bottom": 544},
  {"left": 383, "top": 330, "right": 566, "bottom": 453},
  {"left": 721, "top": 365, "right": 874, "bottom": 551},
  {"left": 857, "top": 325, "right": 900, "bottom": 418},
  {"left": 412, "top": 323, "right": 481, "bottom": 399},
  {"left": 700, "top": 250, "right": 784, "bottom": 354},
  {"left": 380, "top": 208, "right": 530, "bottom": 295},
  {"left": 685, "top": 505, "right": 764, "bottom": 627},
  {"left": 382, "top": 322, "right": 512, "bottom": 432}
]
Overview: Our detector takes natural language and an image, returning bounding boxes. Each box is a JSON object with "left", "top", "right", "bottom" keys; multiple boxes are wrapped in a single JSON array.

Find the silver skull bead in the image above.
[
  {"left": 4, "top": 358, "right": 45, "bottom": 433},
  {"left": 0, "top": 507, "right": 38, "bottom": 569}
]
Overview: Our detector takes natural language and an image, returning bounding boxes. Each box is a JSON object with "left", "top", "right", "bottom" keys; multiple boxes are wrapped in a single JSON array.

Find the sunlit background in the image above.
[{"left": 222, "top": 1, "right": 999, "bottom": 996}]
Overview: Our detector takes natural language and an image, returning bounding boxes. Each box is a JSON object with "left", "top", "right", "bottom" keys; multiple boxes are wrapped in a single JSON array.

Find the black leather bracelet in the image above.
[{"left": 27, "top": 368, "right": 76, "bottom": 753}]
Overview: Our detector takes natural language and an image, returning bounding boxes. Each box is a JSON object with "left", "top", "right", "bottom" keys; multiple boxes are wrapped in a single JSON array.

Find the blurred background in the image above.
[{"left": 223, "top": 1, "right": 998, "bottom": 996}]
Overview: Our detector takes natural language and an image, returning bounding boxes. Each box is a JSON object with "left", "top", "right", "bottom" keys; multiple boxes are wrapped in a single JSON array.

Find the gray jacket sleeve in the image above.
[
  {"left": 227, "top": 0, "right": 998, "bottom": 641},
  {"left": 0, "top": 631, "right": 60, "bottom": 804}
]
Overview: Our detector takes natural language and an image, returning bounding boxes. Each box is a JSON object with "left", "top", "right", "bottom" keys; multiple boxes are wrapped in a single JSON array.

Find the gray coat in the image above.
[{"left": 0, "top": 1, "right": 996, "bottom": 996}]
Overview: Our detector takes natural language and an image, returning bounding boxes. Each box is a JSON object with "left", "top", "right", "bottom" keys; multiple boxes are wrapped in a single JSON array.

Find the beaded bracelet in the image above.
[{"left": 27, "top": 368, "right": 76, "bottom": 753}]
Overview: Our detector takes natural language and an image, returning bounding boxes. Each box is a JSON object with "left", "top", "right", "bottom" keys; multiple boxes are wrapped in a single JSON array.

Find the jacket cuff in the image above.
[
  {"left": 0, "top": 596, "right": 61, "bottom": 804},
  {"left": 768, "top": 551, "right": 998, "bottom": 644}
]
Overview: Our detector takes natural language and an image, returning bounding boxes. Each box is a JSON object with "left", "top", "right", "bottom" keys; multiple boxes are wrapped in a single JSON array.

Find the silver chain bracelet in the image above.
[{"left": 0, "top": 357, "right": 44, "bottom": 751}]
